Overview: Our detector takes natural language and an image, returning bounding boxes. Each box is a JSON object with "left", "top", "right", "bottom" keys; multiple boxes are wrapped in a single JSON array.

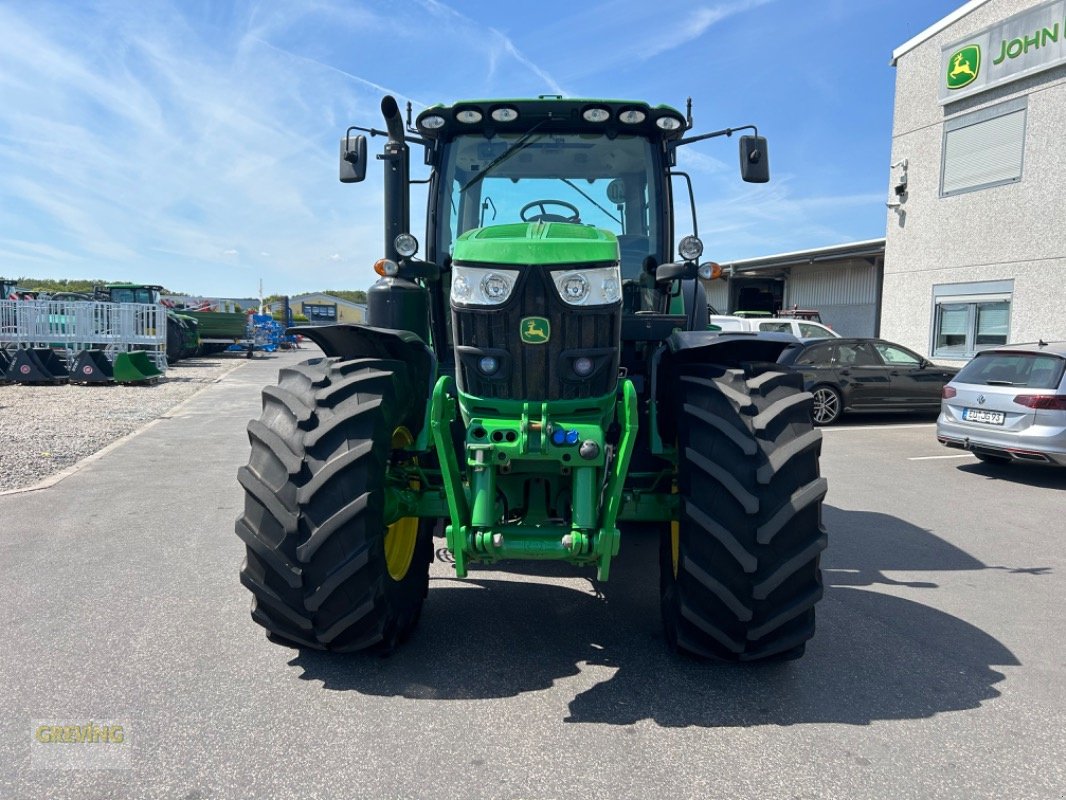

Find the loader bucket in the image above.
[
  {"left": 8, "top": 347, "right": 69, "bottom": 384},
  {"left": 70, "top": 349, "right": 115, "bottom": 384},
  {"left": 113, "top": 350, "right": 163, "bottom": 383}
]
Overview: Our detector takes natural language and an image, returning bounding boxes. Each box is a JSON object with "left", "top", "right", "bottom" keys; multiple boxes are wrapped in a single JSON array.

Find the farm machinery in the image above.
[
  {"left": 93, "top": 284, "right": 199, "bottom": 362},
  {"left": 235, "top": 96, "right": 827, "bottom": 661}
]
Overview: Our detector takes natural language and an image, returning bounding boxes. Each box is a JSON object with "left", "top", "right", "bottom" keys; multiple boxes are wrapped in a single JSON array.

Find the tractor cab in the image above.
[{"left": 97, "top": 283, "right": 163, "bottom": 305}]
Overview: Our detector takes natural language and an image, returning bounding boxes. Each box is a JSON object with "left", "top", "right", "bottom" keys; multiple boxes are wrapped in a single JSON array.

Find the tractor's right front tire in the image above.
[
  {"left": 236, "top": 357, "right": 434, "bottom": 653},
  {"left": 661, "top": 363, "right": 828, "bottom": 662}
]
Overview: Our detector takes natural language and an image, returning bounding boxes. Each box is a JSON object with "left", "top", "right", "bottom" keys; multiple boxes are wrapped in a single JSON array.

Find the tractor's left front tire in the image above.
[{"left": 236, "top": 356, "right": 434, "bottom": 653}]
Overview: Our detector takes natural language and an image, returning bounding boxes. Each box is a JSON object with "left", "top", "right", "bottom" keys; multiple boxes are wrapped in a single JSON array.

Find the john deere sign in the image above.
[
  {"left": 946, "top": 44, "right": 981, "bottom": 89},
  {"left": 939, "top": 0, "right": 1066, "bottom": 104}
]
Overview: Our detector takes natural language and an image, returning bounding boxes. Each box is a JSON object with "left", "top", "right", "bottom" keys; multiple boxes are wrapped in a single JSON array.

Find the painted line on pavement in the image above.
[
  {"left": 821, "top": 423, "right": 936, "bottom": 432},
  {"left": 908, "top": 454, "right": 974, "bottom": 461}
]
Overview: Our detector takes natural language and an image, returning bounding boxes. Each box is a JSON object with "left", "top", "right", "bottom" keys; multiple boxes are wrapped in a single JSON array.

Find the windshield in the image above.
[
  {"left": 110, "top": 288, "right": 158, "bottom": 304},
  {"left": 436, "top": 132, "right": 661, "bottom": 278}
]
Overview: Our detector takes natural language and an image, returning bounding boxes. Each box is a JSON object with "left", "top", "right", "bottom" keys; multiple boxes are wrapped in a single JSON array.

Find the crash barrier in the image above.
[{"left": 0, "top": 299, "right": 167, "bottom": 380}]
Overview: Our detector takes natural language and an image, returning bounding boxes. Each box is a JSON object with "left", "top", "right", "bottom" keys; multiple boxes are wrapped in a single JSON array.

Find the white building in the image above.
[{"left": 883, "top": 0, "right": 1066, "bottom": 361}]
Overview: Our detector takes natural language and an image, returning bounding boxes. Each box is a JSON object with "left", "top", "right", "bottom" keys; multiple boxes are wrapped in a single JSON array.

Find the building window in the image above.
[
  {"left": 302, "top": 303, "right": 337, "bottom": 323},
  {"left": 940, "top": 97, "right": 1026, "bottom": 196},
  {"left": 931, "top": 280, "right": 1012, "bottom": 359}
]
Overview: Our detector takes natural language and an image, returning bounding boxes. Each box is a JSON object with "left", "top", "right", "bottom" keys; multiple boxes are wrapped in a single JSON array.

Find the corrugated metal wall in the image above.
[
  {"left": 786, "top": 260, "right": 879, "bottom": 337},
  {"left": 705, "top": 281, "right": 730, "bottom": 313},
  {"left": 785, "top": 260, "right": 878, "bottom": 307}
]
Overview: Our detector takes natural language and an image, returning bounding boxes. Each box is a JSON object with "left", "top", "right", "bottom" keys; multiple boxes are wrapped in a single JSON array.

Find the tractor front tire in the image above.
[
  {"left": 236, "top": 357, "right": 433, "bottom": 653},
  {"left": 661, "top": 363, "right": 827, "bottom": 662},
  {"left": 166, "top": 318, "right": 183, "bottom": 364}
]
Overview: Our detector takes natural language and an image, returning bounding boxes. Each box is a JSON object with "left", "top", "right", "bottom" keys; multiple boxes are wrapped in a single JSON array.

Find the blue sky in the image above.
[{"left": 0, "top": 0, "right": 965, "bottom": 298}]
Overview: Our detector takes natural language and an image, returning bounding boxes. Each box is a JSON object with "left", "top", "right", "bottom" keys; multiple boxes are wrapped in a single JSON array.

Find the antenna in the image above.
[{"left": 686, "top": 97, "right": 693, "bottom": 129}]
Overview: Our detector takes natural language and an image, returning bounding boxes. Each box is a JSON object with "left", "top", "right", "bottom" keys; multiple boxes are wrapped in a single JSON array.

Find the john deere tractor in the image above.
[
  {"left": 94, "top": 283, "right": 200, "bottom": 362},
  {"left": 235, "top": 96, "right": 827, "bottom": 661}
]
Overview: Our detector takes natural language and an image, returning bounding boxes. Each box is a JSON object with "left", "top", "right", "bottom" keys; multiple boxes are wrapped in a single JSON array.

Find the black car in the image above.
[{"left": 778, "top": 338, "right": 959, "bottom": 425}]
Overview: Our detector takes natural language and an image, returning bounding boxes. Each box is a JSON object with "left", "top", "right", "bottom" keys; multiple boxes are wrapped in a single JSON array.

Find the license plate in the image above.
[{"left": 963, "top": 408, "right": 1005, "bottom": 425}]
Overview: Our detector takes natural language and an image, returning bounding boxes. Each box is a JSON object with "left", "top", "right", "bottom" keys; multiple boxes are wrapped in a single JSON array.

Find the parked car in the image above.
[
  {"left": 776, "top": 307, "right": 825, "bottom": 323},
  {"left": 936, "top": 341, "right": 1066, "bottom": 466},
  {"left": 709, "top": 314, "right": 840, "bottom": 339},
  {"left": 778, "top": 338, "right": 959, "bottom": 425},
  {"left": 749, "top": 317, "right": 840, "bottom": 339}
]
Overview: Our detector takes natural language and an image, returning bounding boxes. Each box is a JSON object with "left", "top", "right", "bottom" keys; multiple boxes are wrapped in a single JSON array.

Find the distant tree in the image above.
[
  {"left": 16, "top": 277, "right": 180, "bottom": 294},
  {"left": 320, "top": 289, "right": 367, "bottom": 304}
]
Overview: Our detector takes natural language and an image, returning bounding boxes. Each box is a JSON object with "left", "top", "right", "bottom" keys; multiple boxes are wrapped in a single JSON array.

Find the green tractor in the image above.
[
  {"left": 235, "top": 96, "right": 827, "bottom": 661},
  {"left": 94, "top": 283, "right": 200, "bottom": 362}
]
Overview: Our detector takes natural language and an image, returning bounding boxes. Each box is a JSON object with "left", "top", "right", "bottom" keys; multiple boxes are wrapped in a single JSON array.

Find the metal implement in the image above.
[{"left": 0, "top": 299, "right": 167, "bottom": 375}]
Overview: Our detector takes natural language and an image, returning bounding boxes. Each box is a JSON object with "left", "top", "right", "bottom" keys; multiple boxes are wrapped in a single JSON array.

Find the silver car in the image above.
[{"left": 937, "top": 341, "right": 1066, "bottom": 466}]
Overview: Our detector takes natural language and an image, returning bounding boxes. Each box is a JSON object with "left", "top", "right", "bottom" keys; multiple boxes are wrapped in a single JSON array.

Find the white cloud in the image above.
[{"left": 642, "top": 0, "right": 777, "bottom": 61}]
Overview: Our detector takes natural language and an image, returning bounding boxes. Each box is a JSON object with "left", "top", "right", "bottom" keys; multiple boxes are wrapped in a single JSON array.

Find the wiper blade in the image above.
[
  {"left": 985, "top": 380, "right": 1015, "bottom": 385},
  {"left": 561, "top": 178, "right": 621, "bottom": 224},
  {"left": 460, "top": 120, "right": 548, "bottom": 193}
]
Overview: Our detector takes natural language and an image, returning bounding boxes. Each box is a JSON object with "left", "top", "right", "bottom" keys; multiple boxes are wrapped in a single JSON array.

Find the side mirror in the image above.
[
  {"left": 739, "top": 135, "right": 769, "bottom": 183},
  {"left": 339, "top": 134, "right": 367, "bottom": 183}
]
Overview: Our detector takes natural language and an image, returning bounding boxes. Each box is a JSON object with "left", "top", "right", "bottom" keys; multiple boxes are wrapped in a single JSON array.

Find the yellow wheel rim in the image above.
[
  {"left": 384, "top": 426, "right": 419, "bottom": 582},
  {"left": 385, "top": 516, "right": 419, "bottom": 581}
]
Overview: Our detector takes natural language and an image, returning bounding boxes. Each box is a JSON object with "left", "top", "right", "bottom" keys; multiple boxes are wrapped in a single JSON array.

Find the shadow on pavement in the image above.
[
  {"left": 955, "top": 461, "right": 1066, "bottom": 490},
  {"left": 288, "top": 506, "right": 1030, "bottom": 727}
]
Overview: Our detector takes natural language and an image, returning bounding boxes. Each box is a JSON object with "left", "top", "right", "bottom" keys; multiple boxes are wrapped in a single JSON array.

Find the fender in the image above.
[
  {"left": 649, "top": 330, "right": 802, "bottom": 448},
  {"left": 289, "top": 323, "right": 436, "bottom": 439}
]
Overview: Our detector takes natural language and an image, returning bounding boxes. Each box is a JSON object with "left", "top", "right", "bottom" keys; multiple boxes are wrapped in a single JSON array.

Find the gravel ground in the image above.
[{"left": 0, "top": 355, "right": 247, "bottom": 493}]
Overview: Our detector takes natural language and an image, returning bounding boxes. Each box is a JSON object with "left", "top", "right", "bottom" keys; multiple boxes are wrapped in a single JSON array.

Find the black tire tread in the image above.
[
  {"left": 236, "top": 356, "right": 433, "bottom": 653},
  {"left": 662, "top": 362, "right": 827, "bottom": 662}
]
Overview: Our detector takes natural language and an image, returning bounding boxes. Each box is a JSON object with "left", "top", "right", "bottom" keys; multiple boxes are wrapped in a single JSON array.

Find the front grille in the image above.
[{"left": 453, "top": 265, "right": 620, "bottom": 401}]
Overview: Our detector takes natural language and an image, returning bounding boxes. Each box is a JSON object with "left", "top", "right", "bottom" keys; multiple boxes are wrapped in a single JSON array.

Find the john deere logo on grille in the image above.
[
  {"left": 520, "top": 317, "right": 550, "bottom": 344},
  {"left": 947, "top": 45, "right": 980, "bottom": 89}
]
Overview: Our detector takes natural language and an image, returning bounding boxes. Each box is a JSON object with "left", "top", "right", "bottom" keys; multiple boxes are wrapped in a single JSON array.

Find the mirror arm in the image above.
[
  {"left": 669, "top": 124, "right": 758, "bottom": 150},
  {"left": 345, "top": 125, "right": 427, "bottom": 152}
]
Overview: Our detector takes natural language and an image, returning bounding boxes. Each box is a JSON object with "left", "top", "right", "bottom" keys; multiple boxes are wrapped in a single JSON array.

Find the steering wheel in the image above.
[{"left": 520, "top": 199, "right": 581, "bottom": 224}]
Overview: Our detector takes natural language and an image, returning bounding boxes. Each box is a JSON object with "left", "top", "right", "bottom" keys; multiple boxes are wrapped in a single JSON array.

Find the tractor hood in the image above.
[{"left": 451, "top": 222, "right": 618, "bottom": 266}]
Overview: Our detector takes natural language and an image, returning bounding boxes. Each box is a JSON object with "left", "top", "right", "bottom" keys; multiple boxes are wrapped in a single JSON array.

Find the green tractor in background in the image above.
[
  {"left": 94, "top": 283, "right": 200, "bottom": 363},
  {"left": 236, "top": 96, "right": 827, "bottom": 661}
]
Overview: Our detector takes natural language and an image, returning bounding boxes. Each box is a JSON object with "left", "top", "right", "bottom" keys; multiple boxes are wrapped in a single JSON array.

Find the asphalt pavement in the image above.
[{"left": 2, "top": 351, "right": 1064, "bottom": 799}]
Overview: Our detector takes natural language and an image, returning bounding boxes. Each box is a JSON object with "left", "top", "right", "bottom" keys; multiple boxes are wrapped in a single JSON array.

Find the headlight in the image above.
[
  {"left": 451, "top": 265, "right": 518, "bottom": 306},
  {"left": 394, "top": 233, "right": 419, "bottom": 258},
  {"left": 491, "top": 107, "right": 519, "bottom": 122},
  {"left": 678, "top": 235, "right": 703, "bottom": 262},
  {"left": 551, "top": 266, "right": 621, "bottom": 306},
  {"left": 455, "top": 109, "right": 483, "bottom": 124}
]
